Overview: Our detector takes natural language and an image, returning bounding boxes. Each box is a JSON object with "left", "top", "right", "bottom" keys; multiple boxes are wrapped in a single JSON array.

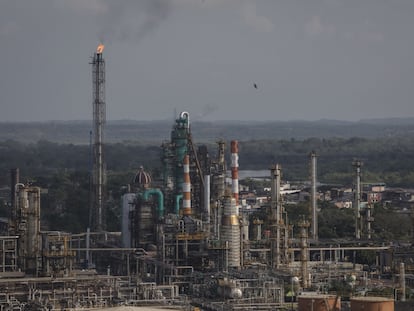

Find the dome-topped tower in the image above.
[{"left": 133, "top": 166, "right": 152, "bottom": 189}]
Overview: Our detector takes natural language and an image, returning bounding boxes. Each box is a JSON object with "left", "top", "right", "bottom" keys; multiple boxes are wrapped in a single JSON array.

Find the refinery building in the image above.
[{"left": 0, "top": 45, "right": 412, "bottom": 311}]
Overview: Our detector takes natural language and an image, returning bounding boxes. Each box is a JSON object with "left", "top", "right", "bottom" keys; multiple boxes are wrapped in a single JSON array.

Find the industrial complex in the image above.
[{"left": 0, "top": 45, "right": 413, "bottom": 311}]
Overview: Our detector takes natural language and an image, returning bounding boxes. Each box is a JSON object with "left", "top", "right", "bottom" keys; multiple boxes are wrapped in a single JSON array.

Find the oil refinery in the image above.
[{"left": 0, "top": 46, "right": 412, "bottom": 311}]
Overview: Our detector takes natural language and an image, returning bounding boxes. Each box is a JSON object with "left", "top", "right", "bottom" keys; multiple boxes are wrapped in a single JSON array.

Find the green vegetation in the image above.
[
  {"left": 284, "top": 200, "right": 411, "bottom": 241},
  {"left": 0, "top": 135, "right": 413, "bottom": 234},
  {"left": 239, "top": 136, "right": 414, "bottom": 186}
]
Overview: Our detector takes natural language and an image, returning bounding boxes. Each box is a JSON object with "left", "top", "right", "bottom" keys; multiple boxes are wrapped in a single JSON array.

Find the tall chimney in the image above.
[
  {"left": 183, "top": 155, "right": 191, "bottom": 216},
  {"left": 310, "top": 151, "right": 318, "bottom": 240},
  {"left": 271, "top": 164, "right": 282, "bottom": 269}
]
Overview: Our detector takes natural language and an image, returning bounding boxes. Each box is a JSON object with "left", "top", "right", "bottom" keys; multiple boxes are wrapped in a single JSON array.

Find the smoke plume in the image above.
[
  {"left": 97, "top": 0, "right": 172, "bottom": 43},
  {"left": 193, "top": 103, "right": 220, "bottom": 121}
]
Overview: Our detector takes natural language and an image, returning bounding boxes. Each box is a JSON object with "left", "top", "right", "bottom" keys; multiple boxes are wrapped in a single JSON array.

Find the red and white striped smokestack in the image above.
[
  {"left": 231, "top": 140, "right": 239, "bottom": 205},
  {"left": 183, "top": 154, "right": 191, "bottom": 215}
]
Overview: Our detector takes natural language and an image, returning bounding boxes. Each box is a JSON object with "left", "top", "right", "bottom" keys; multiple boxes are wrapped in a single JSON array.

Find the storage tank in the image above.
[
  {"left": 298, "top": 295, "right": 340, "bottom": 311},
  {"left": 351, "top": 297, "right": 394, "bottom": 311}
]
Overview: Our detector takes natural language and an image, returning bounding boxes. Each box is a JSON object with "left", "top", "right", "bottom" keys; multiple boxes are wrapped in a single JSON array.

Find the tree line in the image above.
[{"left": 0, "top": 137, "right": 413, "bottom": 234}]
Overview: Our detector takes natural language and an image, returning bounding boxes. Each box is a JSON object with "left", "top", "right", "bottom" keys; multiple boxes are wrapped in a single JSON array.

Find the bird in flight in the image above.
[{"left": 254, "top": 83, "right": 258, "bottom": 89}]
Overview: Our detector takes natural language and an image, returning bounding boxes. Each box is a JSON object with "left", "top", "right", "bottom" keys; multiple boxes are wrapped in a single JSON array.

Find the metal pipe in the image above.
[
  {"left": 180, "top": 111, "right": 190, "bottom": 129},
  {"left": 174, "top": 194, "right": 183, "bottom": 215},
  {"left": 142, "top": 189, "right": 164, "bottom": 219}
]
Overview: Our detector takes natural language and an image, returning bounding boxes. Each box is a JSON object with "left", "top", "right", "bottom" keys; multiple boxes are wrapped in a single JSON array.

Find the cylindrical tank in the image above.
[
  {"left": 351, "top": 297, "right": 394, "bottom": 311},
  {"left": 298, "top": 295, "right": 340, "bottom": 311}
]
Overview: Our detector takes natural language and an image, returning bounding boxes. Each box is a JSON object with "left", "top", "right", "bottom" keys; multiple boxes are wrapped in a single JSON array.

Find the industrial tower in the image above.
[
  {"left": 353, "top": 160, "right": 362, "bottom": 240},
  {"left": 91, "top": 44, "right": 106, "bottom": 231},
  {"left": 309, "top": 151, "right": 318, "bottom": 240}
]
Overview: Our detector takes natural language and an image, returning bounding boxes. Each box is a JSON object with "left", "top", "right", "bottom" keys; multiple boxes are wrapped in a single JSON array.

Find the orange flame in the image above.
[{"left": 96, "top": 43, "right": 104, "bottom": 54}]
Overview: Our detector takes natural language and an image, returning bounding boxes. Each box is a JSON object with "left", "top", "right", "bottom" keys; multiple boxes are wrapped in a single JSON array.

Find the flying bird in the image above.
[{"left": 254, "top": 83, "right": 258, "bottom": 89}]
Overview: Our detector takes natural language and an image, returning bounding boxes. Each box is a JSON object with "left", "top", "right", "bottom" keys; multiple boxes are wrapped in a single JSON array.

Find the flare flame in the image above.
[{"left": 96, "top": 44, "right": 104, "bottom": 54}]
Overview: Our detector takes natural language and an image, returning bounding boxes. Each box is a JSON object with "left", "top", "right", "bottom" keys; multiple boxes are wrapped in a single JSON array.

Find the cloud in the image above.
[
  {"left": 241, "top": 2, "right": 274, "bottom": 33},
  {"left": 305, "top": 16, "right": 335, "bottom": 37}
]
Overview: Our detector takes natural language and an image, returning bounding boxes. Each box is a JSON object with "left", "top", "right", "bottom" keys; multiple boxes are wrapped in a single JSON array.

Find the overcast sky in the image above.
[{"left": 1, "top": 0, "right": 413, "bottom": 122}]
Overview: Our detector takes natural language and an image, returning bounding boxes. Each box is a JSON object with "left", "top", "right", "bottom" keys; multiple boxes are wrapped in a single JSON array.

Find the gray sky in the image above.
[{"left": 1, "top": 0, "right": 413, "bottom": 122}]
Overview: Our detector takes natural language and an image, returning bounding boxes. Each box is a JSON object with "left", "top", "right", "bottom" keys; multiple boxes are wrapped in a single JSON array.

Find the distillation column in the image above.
[
  {"left": 14, "top": 185, "right": 42, "bottom": 275},
  {"left": 299, "top": 220, "right": 310, "bottom": 288},
  {"left": 213, "top": 140, "right": 226, "bottom": 200},
  {"left": 91, "top": 43, "right": 106, "bottom": 231},
  {"left": 270, "top": 164, "right": 282, "bottom": 269},
  {"left": 310, "top": 152, "right": 318, "bottom": 241},
  {"left": 212, "top": 140, "right": 226, "bottom": 239},
  {"left": 221, "top": 196, "right": 241, "bottom": 269},
  {"left": 231, "top": 141, "right": 239, "bottom": 205},
  {"left": 353, "top": 160, "right": 362, "bottom": 240}
]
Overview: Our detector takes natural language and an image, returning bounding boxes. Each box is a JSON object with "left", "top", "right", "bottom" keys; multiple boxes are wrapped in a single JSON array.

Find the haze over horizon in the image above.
[{"left": 1, "top": 0, "right": 414, "bottom": 122}]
